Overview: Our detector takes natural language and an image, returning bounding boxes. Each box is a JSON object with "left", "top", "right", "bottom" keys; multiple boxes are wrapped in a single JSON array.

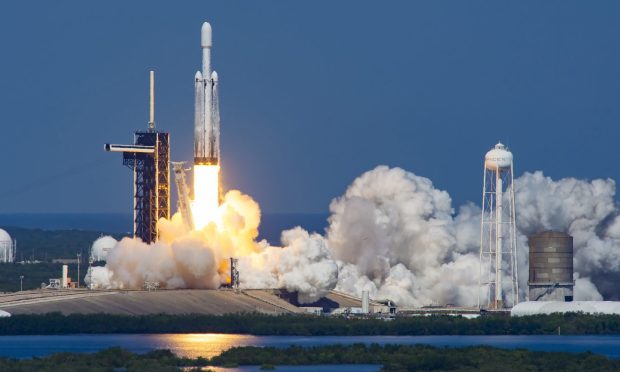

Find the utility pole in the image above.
[
  {"left": 88, "top": 257, "right": 94, "bottom": 290},
  {"left": 76, "top": 253, "right": 81, "bottom": 289}
]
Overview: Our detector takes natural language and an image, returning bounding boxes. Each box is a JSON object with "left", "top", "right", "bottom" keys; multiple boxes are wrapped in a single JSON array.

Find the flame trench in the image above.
[{"left": 192, "top": 164, "right": 220, "bottom": 229}]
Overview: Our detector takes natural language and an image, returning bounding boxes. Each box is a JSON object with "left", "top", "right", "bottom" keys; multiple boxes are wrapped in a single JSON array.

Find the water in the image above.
[
  {"left": 198, "top": 366, "right": 377, "bottom": 372},
  {"left": 0, "top": 334, "right": 618, "bottom": 359}
]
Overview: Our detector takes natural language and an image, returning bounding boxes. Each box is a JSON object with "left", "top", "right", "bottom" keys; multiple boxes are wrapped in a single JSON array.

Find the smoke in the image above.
[
  {"left": 88, "top": 165, "right": 620, "bottom": 306},
  {"left": 329, "top": 166, "right": 481, "bottom": 307},
  {"left": 238, "top": 227, "right": 338, "bottom": 303},
  {"left": 330, "top": 167, "right": 620, "bottom": 306},
  {"left": 90, "top": 236, "right": 117, "bottom": 262},
  {"left": 514, "top": 171, "right": 620, "bottom": 301},
  {"left": 86, "top": 190, "right": 338, "bottom": 303}
]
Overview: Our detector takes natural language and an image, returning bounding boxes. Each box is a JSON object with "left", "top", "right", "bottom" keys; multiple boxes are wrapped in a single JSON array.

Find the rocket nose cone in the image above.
[
  {"left": 195, "top": 71, "right": 203, "bottom": 80},
  {"left": 201, "top": 22, "right": 212, "bottom": 48},
  {"left": 211, "top": 71, "right": 218, "bottom": 82}
]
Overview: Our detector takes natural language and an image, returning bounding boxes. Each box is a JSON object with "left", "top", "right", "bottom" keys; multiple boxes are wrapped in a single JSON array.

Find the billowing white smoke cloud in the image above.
[
  {"left": 239, "top": 227, "right": 338, "bottom": 303},
  {"left": 87, "top": 165, "right": 620, "bottom": 306},
  {"left": 90, "top": 236, "right": 117, "bottom": 262},
  {"left": 86, "top": 190, "right": 338, "bottom": 303},
  {"left": 330, "top": 167, "right": 620, "bottom": 306},
  {"left": 329, "top": 166, "right": 481, "bottom": 307},
  {"left": 515, "top": 171, "right": 620, "bottom": 300}
]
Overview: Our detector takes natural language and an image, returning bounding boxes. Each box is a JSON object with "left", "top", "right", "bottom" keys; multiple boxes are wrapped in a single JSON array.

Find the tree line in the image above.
[
  {"left": 0, "top": 344, "right": 618, "bottom": 371},
  {"left": 1, "top": 312, "right": 620, "bottom": 335}
]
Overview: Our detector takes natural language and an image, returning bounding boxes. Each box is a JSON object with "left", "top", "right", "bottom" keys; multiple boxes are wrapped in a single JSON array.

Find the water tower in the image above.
[{"left": 478, "top": 142, "right": 519, "bottom": 309}]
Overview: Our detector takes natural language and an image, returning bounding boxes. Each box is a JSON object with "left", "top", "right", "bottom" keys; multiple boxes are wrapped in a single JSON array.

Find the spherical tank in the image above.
[
  {"left": 485, "top": 142, "right": 513, "bottom": 170},
  {"left": 0, "top": 228, "right": 12, "bottom": 263},
  {"left": 0, "top": 229, "right": 10, "bottom": 245}
]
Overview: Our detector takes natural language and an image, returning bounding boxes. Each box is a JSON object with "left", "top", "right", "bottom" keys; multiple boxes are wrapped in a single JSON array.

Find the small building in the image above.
[
  {"left": 52, "top": 258, "right": 79, "bottom": 264},
  {"left": 299, "top": 307, "right": 323, "bottom": 315},
  {"left": 47, "top": 265, "right": 75, "bottom": 289}
]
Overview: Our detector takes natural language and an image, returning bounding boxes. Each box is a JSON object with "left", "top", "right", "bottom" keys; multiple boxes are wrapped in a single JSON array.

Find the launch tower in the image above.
[
  {"left": 105, "top": 71, "right": 170, "bottom": 243},
  {"left": 478, "top": 142, "right": 519, "bottom": 309}
]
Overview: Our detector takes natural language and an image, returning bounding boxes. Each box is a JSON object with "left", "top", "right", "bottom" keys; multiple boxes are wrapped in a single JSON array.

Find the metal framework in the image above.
[
  {"left": 120, "top": 131, "right": 170, "bottom": 242},
  {"left": 230, "top": 257, "right": 240, "bottom": 290},
  {"left": 171, "top": 161, "right": 194, "bottom": 231},
  {"left": 478, "top": 147, "right": 518, "bottom": 309},
  {"left": 105, "top": 71, "right": 170, "bottom": 243}
]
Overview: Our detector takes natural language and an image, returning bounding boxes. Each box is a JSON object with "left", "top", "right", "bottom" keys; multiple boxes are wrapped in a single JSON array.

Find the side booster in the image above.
[{"left": 194, "top": 22, "right": 221, "bottom": 166}]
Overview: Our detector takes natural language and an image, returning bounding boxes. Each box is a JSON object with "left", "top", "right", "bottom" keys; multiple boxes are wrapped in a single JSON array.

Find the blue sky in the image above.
[{"left": 0, "top": 1, "right": 619, "bottom": 213}]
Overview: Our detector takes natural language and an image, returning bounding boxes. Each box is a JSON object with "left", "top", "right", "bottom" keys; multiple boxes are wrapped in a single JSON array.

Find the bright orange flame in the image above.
[{"left": 192, "top": 164, "right": 220, "bottom": 230}]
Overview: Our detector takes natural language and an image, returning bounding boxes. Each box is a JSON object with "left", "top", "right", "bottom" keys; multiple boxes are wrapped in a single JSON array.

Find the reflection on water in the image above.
[
  {"left": 187, "top": 365, "right": 379, "bottom": 372},
  {"left": 0, "top": 334, "right": 619, "bottom": 360},
  {"left": 150, "top": 333, "right": 260, "bottom": 358}
]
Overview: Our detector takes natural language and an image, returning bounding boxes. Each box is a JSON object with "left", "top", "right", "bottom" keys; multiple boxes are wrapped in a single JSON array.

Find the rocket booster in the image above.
[{"left": 194, "top": 22, "right": 220, "bottom": 165}]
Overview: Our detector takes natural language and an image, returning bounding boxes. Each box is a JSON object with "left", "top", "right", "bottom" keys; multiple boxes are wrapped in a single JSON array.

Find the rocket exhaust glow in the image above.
[
  {"left": 192, "top": 164, "right": 220, "bottom": 229},
  {"left": 192, "top": 22, "right": 221, "bottom": 229}
]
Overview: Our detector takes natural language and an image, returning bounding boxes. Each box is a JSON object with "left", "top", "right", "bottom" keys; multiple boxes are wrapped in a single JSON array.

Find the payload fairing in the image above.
[{"left": 194, "top": 22, "right": 220, "bottom": 166}]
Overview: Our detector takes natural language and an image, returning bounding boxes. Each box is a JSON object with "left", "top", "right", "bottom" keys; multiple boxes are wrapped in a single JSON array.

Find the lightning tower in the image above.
[{"left": 478, "top": 142, "right": 518, "bottom": 309}]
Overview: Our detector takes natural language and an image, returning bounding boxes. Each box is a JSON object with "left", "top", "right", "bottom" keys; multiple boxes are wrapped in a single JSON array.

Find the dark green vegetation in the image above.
[
  {"left": 2, "top": 312, "right": 620, "bottom": 335},
  {"left": 213, "top": 344, "right": 620, "bottom": 371},
  {"left": 0, "top": 263, "right": 79, "bottom": 292},
  {"left": 0, "top": 345, "right": 618, "bottom": 371},
  {"left": 3, "top": 227, "right": 124, "bottom": 261},
  {"left": 0, "top": 348, "right": 189, "bottom": 372},
  {"left": 0, "top": 227, "right": 125, "bottom": 292}
]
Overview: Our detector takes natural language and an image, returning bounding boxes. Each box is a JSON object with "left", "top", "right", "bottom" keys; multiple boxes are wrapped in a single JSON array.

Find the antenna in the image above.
[{"left": 148, "top": 70, "right": 155, "bottom": 132}]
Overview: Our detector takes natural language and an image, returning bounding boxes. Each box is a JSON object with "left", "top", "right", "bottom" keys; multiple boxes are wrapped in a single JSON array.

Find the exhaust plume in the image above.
[
  {"left": 88, "top": 166, "right": 620, "bottom": 306},
  {"left": 86, "top": 190, "right": 338, "bottom": 303}
]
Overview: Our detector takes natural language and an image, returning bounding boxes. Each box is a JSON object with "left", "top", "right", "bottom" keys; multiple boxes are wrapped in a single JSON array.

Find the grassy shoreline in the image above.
[{"left": 1, "top": 312, "right": 620, "bottom": 335}]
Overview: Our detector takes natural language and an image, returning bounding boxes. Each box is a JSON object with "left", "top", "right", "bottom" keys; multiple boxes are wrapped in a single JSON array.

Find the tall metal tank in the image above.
[{"left": 528, "top": 231, "right": 574, "bottom": 302}]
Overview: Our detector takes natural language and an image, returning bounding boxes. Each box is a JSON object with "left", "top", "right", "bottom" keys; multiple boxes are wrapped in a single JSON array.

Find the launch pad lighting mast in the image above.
[{"left": 478, "top": 142, "right": 518, "bottom": 309}]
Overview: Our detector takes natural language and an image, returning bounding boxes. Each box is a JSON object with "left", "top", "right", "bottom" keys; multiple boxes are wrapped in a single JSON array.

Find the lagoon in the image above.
[{"left": 0, "top": 334, "right": 619, "bottom": 359}]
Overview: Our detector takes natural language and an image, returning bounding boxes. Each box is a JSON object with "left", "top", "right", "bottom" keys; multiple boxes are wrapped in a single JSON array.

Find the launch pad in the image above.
[{"left": 0, "top": 289, "right": 378, "bottom": 316}]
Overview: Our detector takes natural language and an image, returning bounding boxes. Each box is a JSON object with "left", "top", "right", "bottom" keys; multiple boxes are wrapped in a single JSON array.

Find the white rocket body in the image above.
[{"left": 194, "top": 22, "right": 220, "bottom": 165}]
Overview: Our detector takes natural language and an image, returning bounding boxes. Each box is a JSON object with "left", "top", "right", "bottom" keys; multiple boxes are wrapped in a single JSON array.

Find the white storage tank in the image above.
[{"left": 0, "top": 229, "right": 15, "bottom": 263}]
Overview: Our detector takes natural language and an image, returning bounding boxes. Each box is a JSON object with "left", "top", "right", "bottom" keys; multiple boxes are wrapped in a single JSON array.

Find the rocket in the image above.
[{"left": 194, "top": 22, "right": 220, "bottom": 166}]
